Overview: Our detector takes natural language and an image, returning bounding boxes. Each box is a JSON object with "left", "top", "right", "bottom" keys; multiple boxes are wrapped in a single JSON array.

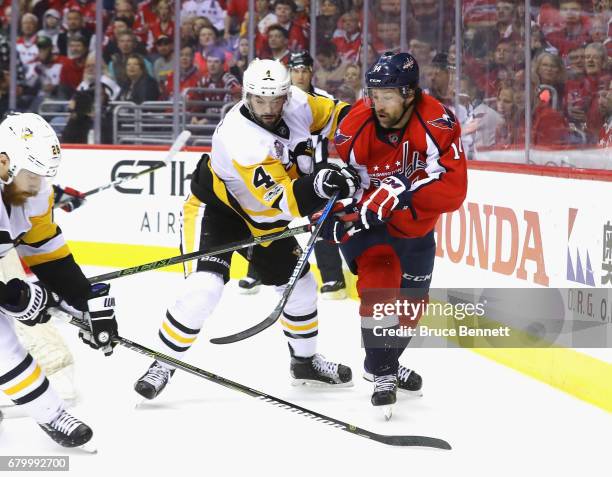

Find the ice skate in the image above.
[
  {"left": 39, "top": 409, "right": 95, "bottom": 451},
  {"left": 364, "top": 365, "right": 423, "bottom": 397},
  {"left": 371, "top": 374, "right": 397, "bottom": 420},
  {"left": 290, "top": 353, "right": 353, "bottom": 387},
  {"left": 134, "top": 361, "right": 175, "bottom": 400}
]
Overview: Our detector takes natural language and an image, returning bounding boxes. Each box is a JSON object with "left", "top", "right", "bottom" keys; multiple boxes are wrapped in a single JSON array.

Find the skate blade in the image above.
[
  {"left": 380, "top": 405, "right": 393, "bottom": 421},
  {"left": 77, "top": 442, "right": 98, "bottom": 454},
  {"left": 291, "top": 378, "right": 354, "bottom": 388},
  {"left": 321, "top": 290, "right": 347, "bottom": 300},
  {"left": 238, "top": 286, "right": 261, "bottom": 295},
  {"left": 398, "top": 388, "right": 424, "bottom": 398}
]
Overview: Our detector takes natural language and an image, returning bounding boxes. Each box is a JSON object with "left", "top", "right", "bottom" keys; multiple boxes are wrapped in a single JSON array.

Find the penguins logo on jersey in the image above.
[{"left": 21, "top": 127, "right": 33, "bottom": 140}]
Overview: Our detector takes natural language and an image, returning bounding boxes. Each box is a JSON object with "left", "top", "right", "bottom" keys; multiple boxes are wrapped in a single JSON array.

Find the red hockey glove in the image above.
[{"left": 360, "top": 175, "right": 416, "bottom": 229}]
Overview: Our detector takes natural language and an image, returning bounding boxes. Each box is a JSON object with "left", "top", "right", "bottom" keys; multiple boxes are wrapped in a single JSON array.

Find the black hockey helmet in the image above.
[
  {"left": 365, "top": 52, "right": 419, "bottom": 97},
  {"left": 288, "top": 50, "right": 314, "bottom": 69}
]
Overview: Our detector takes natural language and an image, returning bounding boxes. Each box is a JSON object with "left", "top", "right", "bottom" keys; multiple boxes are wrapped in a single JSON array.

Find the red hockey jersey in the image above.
[{"left": 334, "top": 94, "right": 468, "bottom": 238}]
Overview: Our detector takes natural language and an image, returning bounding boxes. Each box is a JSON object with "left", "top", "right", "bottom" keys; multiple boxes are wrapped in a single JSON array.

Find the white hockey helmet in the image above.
[
  {"left": 0, "top": 113, "right": 61, "bottom": 184},
  {"left": 242, "top": 58, "right": 291, "bottom": 101}
]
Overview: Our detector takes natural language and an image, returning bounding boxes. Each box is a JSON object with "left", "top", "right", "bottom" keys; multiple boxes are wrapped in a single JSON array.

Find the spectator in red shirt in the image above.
[
  {"left": 57, "top": 9, "right": 93, "bottom": 57},
  {"left": 111, "top": 0, "right": 149, "bottom": 45},
  {"left": 164, "top": 44, "right": 202, "bottom": 99},
  {"left": 544, "top": 0, "right": 591, "bottom": 58},
  {"left": 256, "top": 0, "right": 308, "bottom": 53},
  {"left": 194, "top": 25, "right": 232, "bottom": 76},
  {"left": 566, "top": 45, "right": 586, "bottom": 81},
  {"left": 532, "top": 84, "right": 573, "bottom": 146},
  {"left": 62, "top": 0, "right": 97, "bottom": 31},
  {"left": 192, "top": 48, "right": 241, "bottom": 124},
  {"left": 493, "top": 0, "right": 520, "bottom": 42},
  {"left": 598, "top": 78, "right": 612, "bottom": 147},
  {"left": 372, "top": 16, "right": 402, "bottom": 56},
  {"left": 332, "top": 10, "right": 361, "bottom": 63},
  {"left": 59, "top": 35, "right": 89, "bottom": 94},
  {"left": 148, "top": 0, "right": 175, "bottom": 50},
  {"left": 259, "top": 24, "right": 292, "bottom": 64}
]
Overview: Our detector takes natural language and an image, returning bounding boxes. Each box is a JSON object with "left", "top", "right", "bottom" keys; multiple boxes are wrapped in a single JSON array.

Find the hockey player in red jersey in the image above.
[{"left": 321, "top": 52, "right": 467, "bottom": 418}]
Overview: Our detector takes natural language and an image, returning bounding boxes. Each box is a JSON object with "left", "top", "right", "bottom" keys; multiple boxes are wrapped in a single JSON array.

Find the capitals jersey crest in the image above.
[
  {"left": 427, "top": 106, "right": 456, "bottom": 131},
  {"left": 334, "top": 129, "right": 352, "bottom": 146}
]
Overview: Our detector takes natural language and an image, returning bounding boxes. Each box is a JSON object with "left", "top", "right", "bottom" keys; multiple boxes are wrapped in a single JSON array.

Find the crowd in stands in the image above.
[{"left": 0, "top": 0, "right": 608, "bottom": 151}]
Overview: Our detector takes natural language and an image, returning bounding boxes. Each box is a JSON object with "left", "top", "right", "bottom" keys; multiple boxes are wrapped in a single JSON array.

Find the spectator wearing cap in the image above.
[
  {"left": 57, "top": 9, "right": 92, "bottom": 57},
  {"left": 255, "top": 0, "right": 308, "bottom": 55},
  {"left": 62, "top": 0, "right": 97, "bottom": 32},
  {"left": 17, "top": 13, "right": 40, "bottom": 66},
  {"left": 153, "top": 35, "right": 174, "bottom": 86},
  {"left": 110, "top": 31, "right": 153, "bottom": 85},
  {"left": 59, "top": 35, "right": 89, "bottom": 93},
  {"left": 37, "top": 9, "right": 62, "bottom": 54},
  {"left": 118, "top": 53, "right": 160, "bottom": 104},
  {"left": 148, "top": 0, "right": 175, "bottom": 52},
  {"left": 182, "top": 0, "right": 227, "bottom": 34},
  {"left": 25, "top": 35, "right": 69, "bottom": 108},
  {"left": 316, "top": 0, "right": 342, "bottom": 43},
  {"left": 163, "top": 44, "right": 202, "bottom": 100},
  {"left": 194, "top": 25, "right": 233, "bottom": 76},
  {"left": 192, "top": 48, "right": 241, "bottom": 123},
  {"left": 313, "top": 40, "right": 348, "bottom": 96},
  {"left": 332, "top": 10, "right": 361, "bottom": 63}
]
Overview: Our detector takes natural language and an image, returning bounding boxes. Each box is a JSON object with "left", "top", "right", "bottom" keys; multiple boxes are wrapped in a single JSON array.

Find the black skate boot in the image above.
[
  {"left": 134, "top": 361, "right": 175, "bottom": 400},
  {"left": 364, "top": 365, "right": 423, "bottom": 396},
  {"left": 371, "top": 374, "right": 397, "bottom": 420},
  {"left": 290, "top": 349, "right": 353, "bottom": 387},
  {"left": 238, "top": 276, "right": 262, "bottom": 295},
  {"left": 39, "top": 410, "right": 93, "bottom": 448},
  {"left": 320, "top": 280, "right": 347, "bottom": 300}
]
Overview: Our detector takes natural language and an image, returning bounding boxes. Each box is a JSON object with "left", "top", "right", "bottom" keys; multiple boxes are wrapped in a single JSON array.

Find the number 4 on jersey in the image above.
[{"left": 253, "top": 166, "right": 276, "bottom": 189}]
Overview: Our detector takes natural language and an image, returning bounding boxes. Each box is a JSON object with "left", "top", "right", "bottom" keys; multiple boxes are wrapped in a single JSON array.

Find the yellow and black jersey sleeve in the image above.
[
  {"left": 18, "top": 190, "right": 90, "bottom": 307},
  {"left": 18, "top": 191, "right": 70, "bottom": 267},
  {"left": 306, "top": 94, "right": 350, "bottom": 141},
  {"left": 232, "top": 156, "right": 324, "bottom": 218}
]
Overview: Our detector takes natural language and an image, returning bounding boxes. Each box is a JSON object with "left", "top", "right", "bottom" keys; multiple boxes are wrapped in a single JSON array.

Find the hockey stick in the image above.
[
  {"left": 55, "top": 131, "right": 192, "bottom": 208},
  {"left": 54, "top": 311, "right": 450, "bottom": 449},
  {"left": 86, "top": 223, "right": 312, "bottom": 284},
  {"left": 210, "top": 192, "right": 340, "bottom": 345}
]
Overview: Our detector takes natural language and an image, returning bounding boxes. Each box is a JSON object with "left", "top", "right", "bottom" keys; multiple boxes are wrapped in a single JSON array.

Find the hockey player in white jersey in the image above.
[
  {"left": 134, "top": 59, "right": 360, "bottom": 399},
  {"left": 0, "top": 113, "right": 118, "bottom": 448}
]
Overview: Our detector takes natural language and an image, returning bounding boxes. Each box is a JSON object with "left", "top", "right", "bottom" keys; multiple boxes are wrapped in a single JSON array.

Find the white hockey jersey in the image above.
[
  {"left": 0, "top": 182, "right": 70, "bottom": 267},
  {"left": 203, "top": 86, "right": 348, "bottom": 236}
]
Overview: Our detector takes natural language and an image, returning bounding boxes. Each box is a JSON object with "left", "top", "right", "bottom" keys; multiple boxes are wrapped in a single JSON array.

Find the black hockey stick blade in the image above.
[
  {"left": 210, "top": 193, "right": 339, "bottom": 345},
  {"left": 56, "top": 311, "right": 450, "bottom": 450}
]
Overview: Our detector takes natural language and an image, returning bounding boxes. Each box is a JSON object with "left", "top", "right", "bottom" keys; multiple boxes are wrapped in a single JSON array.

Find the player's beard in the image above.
[
  {"left": 3, "top": 182, "right": 37, "bottom": 206},
  {"left": 378, "top": 98, "right": 414, "bottom": 129}
]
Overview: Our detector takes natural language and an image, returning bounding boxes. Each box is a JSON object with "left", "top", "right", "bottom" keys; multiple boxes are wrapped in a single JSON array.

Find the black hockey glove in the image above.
[
  {"left": 53, "top": 185, "right": 86, "bottom": 212},
  {"left": 0, "top": 279, "right": 59, "bottom": 326},
  {"left": 313, "top": 164, "right": 360, "bottom": 200},
  {"left": 78, "top": 283, "right": 118, "bottom": 357}
]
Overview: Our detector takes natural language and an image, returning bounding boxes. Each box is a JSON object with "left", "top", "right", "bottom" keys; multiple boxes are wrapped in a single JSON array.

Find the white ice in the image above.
[{"left": 0, "top": 266, "right": 610, "bottom": 477}]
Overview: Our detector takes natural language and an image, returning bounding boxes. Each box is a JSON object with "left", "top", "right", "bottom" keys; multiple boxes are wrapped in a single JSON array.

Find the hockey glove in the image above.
[
  {"left": 53, "top": 185, "right": 86, "bottom": 212},
  {"left": 360, "top": 175, "right": 416, "bottom": 229},
  {"left": 313, "top": 199, "right": 365, "bottom": 244},
  {"left": 0, "top": 279, "right": 59, "bottom": 326},
  {"left": 313, "top": 164, "right": 360, "bottom": 200},
  {"left": 78, "top": 283, "right": 118, "bottom": 357}
]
